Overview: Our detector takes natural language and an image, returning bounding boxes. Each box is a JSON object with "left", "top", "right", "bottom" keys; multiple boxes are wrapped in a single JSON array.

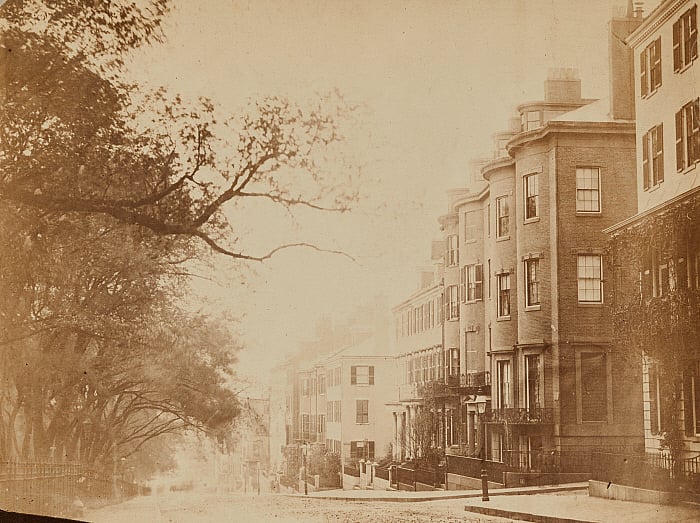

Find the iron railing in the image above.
[
  {"left": 483, "top": 407, "right": 554, "bottom": 424},
  {"left": 0, "top": 461, "right": 141, "bottom": 519}
]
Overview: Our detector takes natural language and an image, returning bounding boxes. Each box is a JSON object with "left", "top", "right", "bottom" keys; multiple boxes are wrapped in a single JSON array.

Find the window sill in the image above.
[
  {"left": 524, "top": 217, "right": 540, "bottom": 224},
  {"left": 575, "top": 211, "right": 602, "bottom": 217},
  {"left": 525, "top": 305, "right": 541, "bottom": 311},
  {"left": 644, "top": 183, "right": 662, "bottom": 193},
  {"left": 464, "top": 239, "right": 477, "bottom": 244},
  {"left": 496, "top": 316, "right": 511, "bottom": 322},
  {"left": 577, "top": 302, "right": 603, "bottom": 308},
  {"left": 676, "top": 59, "right": 696, "bottom": 75},
  {"left": 464, "top": 299, "right": 483, "bottom": 305},
  {"left": 496, "top": 235, "right": 511, "bottom": 242},
  {"left": 679, "top": 161, "right": 699, "bottom": 175},
  {"left": 641, "top": 87, "right": 660, "bottom": 101}
]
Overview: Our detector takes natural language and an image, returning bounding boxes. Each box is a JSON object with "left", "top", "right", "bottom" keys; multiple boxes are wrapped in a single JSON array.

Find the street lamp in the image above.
[
  {"left": 302, "top": 442, "right": 309, "bottom": 496},
  {"left": 475, "top": 396, "right": 489, "bottom": 502}
]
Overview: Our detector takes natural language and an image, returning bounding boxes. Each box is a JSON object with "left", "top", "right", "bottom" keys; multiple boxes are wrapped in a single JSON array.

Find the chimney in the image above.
[
  {"left": 544, "top": 68, "right": 581, "bottom": 103},
  {"left": 608, "top": 9, "right": 643, "bottom": 120}
]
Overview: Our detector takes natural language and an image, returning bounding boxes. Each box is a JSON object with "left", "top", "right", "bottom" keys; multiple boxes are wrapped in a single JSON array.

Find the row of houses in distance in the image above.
[{"left": 277, "top": 0, "right": 700, "bottom": 488}]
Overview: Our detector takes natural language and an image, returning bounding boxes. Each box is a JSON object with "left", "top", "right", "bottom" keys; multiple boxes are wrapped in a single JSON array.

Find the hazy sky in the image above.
[{"left": 127, "top": 0, "right": 658, "bottom": 384}]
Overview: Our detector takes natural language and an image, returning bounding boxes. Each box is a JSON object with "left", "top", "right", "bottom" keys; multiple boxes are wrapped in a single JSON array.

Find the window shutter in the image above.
[
  {"left": 475, "top": 264, "right": 483, "bottom": 300},
  {"left": 369, "top": 441, "right": 375, "bottom": 460},
  {"left": 356, "top": 401, "right": 361, "bottom": 424},
  {"left": 676, "top": 109, "right": 686, "bottom": 171},
  {"left": 653, "top": 38, "right": 662, "bottom": 89},
  {"left": 674, "top": 19, "right": 682, "bottom": 72},
  {"left": 460, "top": 266, "right": 466, "bottom": 303},
  {"left": 691, "top": 6, "right": 698, "bottom": 62},
  {"left": 692, "top": 99, "right": 700, "bottom": 165},
  {"left": 640, "top": 48, "right": 648, "bottom": 97},
  {"left": 685, "top": 370, "right": 695, "bottom": 436},
  {"left": 351, "top": 366, "right": 357, "bottom": 385},
  {"left": 642, "top": 131, "right": 650, "bottom": 190},
  {"left": 656, "top": 123, "right": 664, "bottom": 183},
  {"left": 649, "top": 364, "right": 659, "bottom": 435},
  {"left": 369, "top": 366, "right": 374, "bottom": 385}
]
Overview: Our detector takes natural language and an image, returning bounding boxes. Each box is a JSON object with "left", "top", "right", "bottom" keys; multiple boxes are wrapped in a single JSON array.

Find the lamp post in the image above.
[
  {"left": 476, "top": 397, "right": 489, "bottom": 502},
  {"left": 302, "top": 442, "right": 309, "bottom": 496}
]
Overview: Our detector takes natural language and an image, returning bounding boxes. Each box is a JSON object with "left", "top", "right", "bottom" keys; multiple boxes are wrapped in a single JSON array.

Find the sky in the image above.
[{"left": 127, "top": 0, "right": 659, "bottom": 386}]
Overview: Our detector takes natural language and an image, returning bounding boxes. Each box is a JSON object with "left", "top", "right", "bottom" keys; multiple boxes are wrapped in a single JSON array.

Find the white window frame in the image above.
[
  {"left": 673, "top": 5, "right": 698, "bottom": 73},
  {"left": 523, "top": 173, "right": 539, "bottom": 220},
  {"left": 577, "top": 254, "right": 603, "bottom": 303},
  {"left": 496, "top": 272, "right": 511, "bottom": 318},
  {"left": 524, "top": 258, "right": 540, "bottom": 307},
  {"left": 496, "top": 196, "right": 509, "bottom": 238},
  {"left": 675, "top": 98, "right": 700, "bottom": 172},
  {"left": 640, "top": 37, "right": 662, "bottom": 98},
  {"left": 642, "top": 124, "right": 664, "bottom": 189},
  {"left": 576, "top": 167, "right": 601, "bottom": 213}
]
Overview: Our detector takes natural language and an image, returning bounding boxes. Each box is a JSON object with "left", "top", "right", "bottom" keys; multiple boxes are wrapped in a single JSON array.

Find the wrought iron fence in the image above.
[
  {"left": 375, "top": 466, "right": 389, "bottom": 480},
  {"left": 0, "top": 461, "right": 141, "bottom": 519},
  {"left": 482, "top": 407, "right": 554, "bottom": 424}
]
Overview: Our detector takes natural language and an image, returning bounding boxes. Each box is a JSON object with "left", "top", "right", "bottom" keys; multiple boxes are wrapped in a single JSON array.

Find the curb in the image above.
[
  {"left": 284, "top": 483, "right": 587, "bottom": 503},
  {"left": 464, "top": 505, "right": 597, "bottom": 523}
]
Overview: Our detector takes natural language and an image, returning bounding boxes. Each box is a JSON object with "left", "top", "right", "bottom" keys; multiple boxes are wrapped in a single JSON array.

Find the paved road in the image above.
[{"left": 84, "top": 490, "right": 516, "bottom": 523}]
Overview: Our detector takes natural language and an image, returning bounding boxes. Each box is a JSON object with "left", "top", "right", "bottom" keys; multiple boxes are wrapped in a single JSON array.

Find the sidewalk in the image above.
[
  {"left": 288, "top": 482, "right": 587, "bottom": 502},
  {"left": 464, "top": 491, "right": 700, "bottom": 523}
]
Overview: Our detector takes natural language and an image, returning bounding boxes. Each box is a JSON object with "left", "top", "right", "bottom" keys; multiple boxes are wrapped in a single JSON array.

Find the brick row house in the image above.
[
  {"left": 386, "top": 10, "right": 646, "bottom": 470},
  {"left": 607, "top": 0, "right": 700, "bottom": 462},
  {"left": 281, "top": 307, "right": 396, "bottom": 476}
]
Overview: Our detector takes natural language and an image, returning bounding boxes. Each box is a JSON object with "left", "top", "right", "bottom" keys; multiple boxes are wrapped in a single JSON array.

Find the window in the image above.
[
  {"left": 497, "top": 273, "right": 511, "bottom": 317},
  {"left": 351, "top": 366, "right": 374, "bottom": 385},
  {"left": 350, "top": 440, "right": 375, "bottom": 460},
  {"left": 673, "top": 5, "right": 698, "bottom": 72},
  {"left": 683, "top": 363, "right": 700, "bottom": 436},
  {"left": 648, "top": 363, "right": 661, "bottom": 435},
  {"left": 464, "top": 211, "right": 477, "bottom": 241},
  {"left": 524, "top": 258, "right": 540, "bottom": 307},
  {"left": 461, "top": 264, "right": 483, "bottom": 302},
  {"left": 524, "top": 173, "right": 539, "bottom": 220},
  {"left": 577, "top": 254, "right": 603, "bottom": 303},
  {"left": 334, "top": 401, "right": 341, "bottom": 422},
  {"left": 576, "top": 168, "right": 601, "bottom": 213},
  {"left": 318, "top": 414, "right": 325, "bottom": 434},
  {"left": 356, "top": 400, "right": 369, "bottom": 424},
  {"left": 446, "top": 285, "right": 459, "bottom": 320},
  {"left": 521, "top": 110, "right": 541, "bottom": 131},
  {"left": 580, "top": 352, "right": 607, "bottom": 422},
  {"left": 675, "top": 98, "right": 700, "bottom": 171},
  {"left": 496, "top": 196, "right": 509, "bottom": 237},
  {"left": 449, "top": 347, "right": 460, "bottom": 377},
  {"left": 301, "top": 414, "right": 310, "bottom": 438},
  {"left": 334, "top": 367, "right": 341, "bottom": 386},
  {"left": 301, "top": 379, "right": 309, "bottom": 396},
  {"left": 525, "top": 354, "right": 541, "bottom": 413},
  {"left": 642, "top": 124, "right": 664, "bottom": 189},
  {"left": 496, "top": 360, "right": 511, "bottom": 408},
  {"left": 640, "top": 37, "right": 662, "bottom": 97},
  {"left": 318, "top": 374, "right": 325, "bottom": 395},
  {"left": 446, "top": 235, "right": 459, "bottom": 266}
]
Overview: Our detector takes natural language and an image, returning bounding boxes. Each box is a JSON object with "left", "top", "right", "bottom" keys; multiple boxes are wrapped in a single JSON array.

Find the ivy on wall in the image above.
[{"left": 608, "top": 191, "right": 700, "bottom": 460}]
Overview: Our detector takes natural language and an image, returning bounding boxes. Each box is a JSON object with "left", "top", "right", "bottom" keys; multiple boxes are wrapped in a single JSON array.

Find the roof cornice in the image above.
[
  {"left": 627, "top": 0, "right": 688, "bottom": 47},
  {"left": 604, "top": 185, "right": 700, "bottom": 233}
]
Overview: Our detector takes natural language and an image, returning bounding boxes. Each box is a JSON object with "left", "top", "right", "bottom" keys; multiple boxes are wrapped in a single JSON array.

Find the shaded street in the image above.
[{"left": 85, "top": 491, "right": 514, "bottom": 523}]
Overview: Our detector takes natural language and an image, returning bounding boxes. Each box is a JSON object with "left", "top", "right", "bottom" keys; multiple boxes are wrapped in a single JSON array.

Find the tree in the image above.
[{"left": 0, "top": 0, "right": 361, "bottom": 471}]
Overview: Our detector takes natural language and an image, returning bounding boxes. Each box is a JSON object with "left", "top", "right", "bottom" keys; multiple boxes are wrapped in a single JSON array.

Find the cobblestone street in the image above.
[{"left": 85, "top": 491, "right": 514, "bottom": 523}]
